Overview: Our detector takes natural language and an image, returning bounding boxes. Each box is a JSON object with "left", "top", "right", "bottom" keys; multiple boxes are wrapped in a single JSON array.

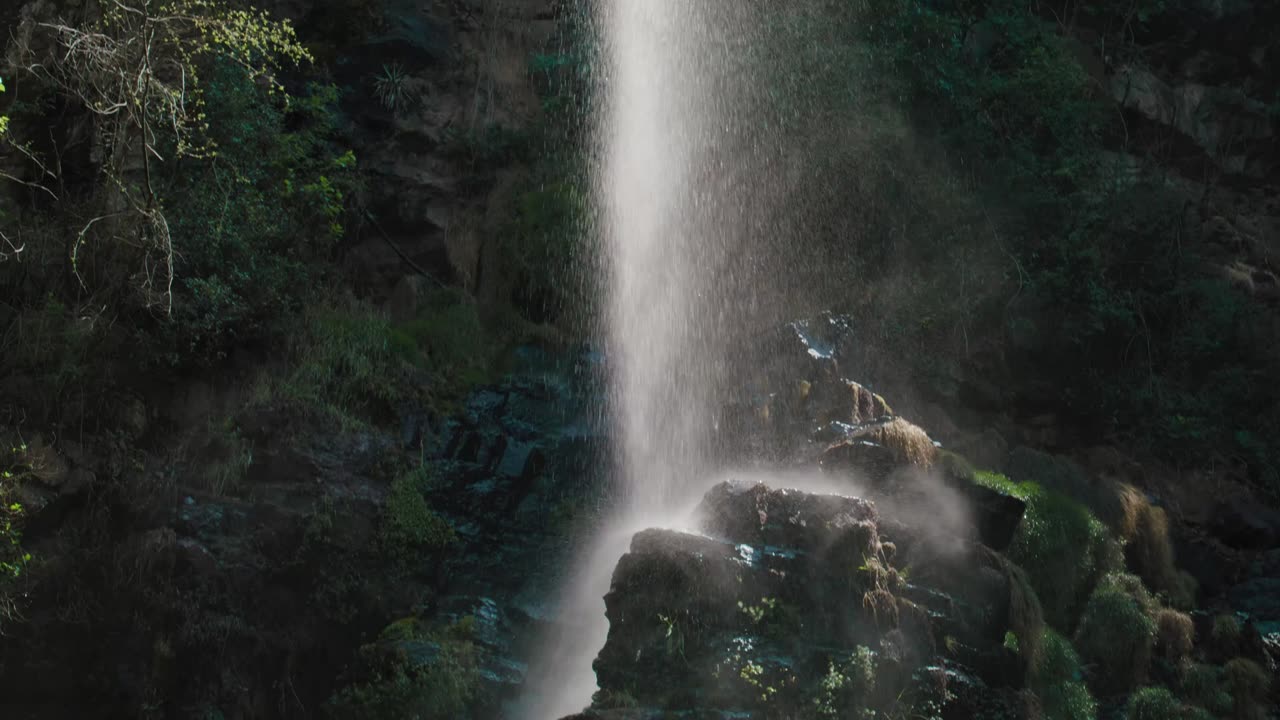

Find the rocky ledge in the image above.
[
  {"left": 562, "top": 479, "right": 1036, "bottom": 719},
  {"left": 554, "top": 314, "right": 1050, "bottom": 718}
]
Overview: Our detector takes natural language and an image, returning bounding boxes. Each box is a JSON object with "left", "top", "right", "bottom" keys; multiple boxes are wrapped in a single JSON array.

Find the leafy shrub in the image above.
[
  {"left": 389, "top": 290, "right": 498, "bottom": 390},
  {"left": 1179, "top": 663, "right": 1231, "bottom": 717},
  {"left": 1032, "top": 629, "right": 1097, "bottom": 720},
  {"left": 813, "top": 646, "right": 876, "bottom": 718},
  {"left": 1095, "top": 573, "right": 1160, "bottom": 618},
  {"left": 327, "top": 617, "right": 479, "bottom": 719},
  {"left": 0, "top": 442, "right": 33, "bottom": 629},
  {"left": 1223, "top": 658, "right": 1270, "bottom": 720},
  {"left": 1126, "top": 687, "right": 1192, "bottom": 720},
  {"left": 382, "top": 468, "right": 454, "bottom": 549},
  {"left": 1074, "top": 582, "right": 1156, "bottom": 694},
  {"left": 163, "top": 66, "right": 359, "bottom": 364},
  {"left": 372, "top": 63, "right": 418, "bottom": 113}
]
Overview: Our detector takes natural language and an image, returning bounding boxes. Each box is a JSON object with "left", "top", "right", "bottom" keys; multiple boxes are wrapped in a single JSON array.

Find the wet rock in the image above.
[
  {"left": 589, "top": 480, "right": 1032, "bottom": 718},
  {"left": 699, "top": 479, "right": 878, "bottom": 551},
  {"left": 943, "top": 476, "right": 1026, "bottom": 552}
]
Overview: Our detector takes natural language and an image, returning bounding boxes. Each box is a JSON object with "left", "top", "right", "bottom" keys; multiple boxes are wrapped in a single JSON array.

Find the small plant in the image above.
[
  {"left": 1126, "top": 687, "right": 1189, "bottom": 720},
  {"left": 1033, "top": 629, "right": 1097, "bottom": 720},
  {"left": 1074, "top": 581, "right": 1156, "bottom": 694},
  {"left": 326, "top": 616, "right": 478, "bottom": 719},
  {"left": 0, "top": 441, "right": 34, "bottom": 629},
  {"left": 283, "top": 302, "right": 400, "bottom": 426},
  {"left": 1223, "top": 658, "right": 1270, "bottom": 720},
  {"left": 372, "top": 63, "right": 418, "bottom": 112},
  {"left": 1178, "top": 663, "right": 1231, "bottom": 716},
  {"left": 813, "top": 647, "right": 876, "bottom": 718},
  {"left": 381, "top": 467, "right": 455, "bottom": 559}
]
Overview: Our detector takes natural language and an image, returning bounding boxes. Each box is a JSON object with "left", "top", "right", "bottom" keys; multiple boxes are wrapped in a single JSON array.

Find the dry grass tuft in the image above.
[
  {"left": 1129, "top": 503, "right": 1195, "bottom": 607},
  {"left": 980, "top": 545, "right": 1045, "bottom": 672},
  {"left": 867, "top": 417, "right": 937, "bottom": 468},
  {"left": 1155, "top": 608, "right": 1195, "bottom": 663}
]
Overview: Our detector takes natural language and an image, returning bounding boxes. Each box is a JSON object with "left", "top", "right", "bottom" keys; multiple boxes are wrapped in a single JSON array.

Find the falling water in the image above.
[{"left": 519, "top": 2, "right": 789, "bottom": 717}]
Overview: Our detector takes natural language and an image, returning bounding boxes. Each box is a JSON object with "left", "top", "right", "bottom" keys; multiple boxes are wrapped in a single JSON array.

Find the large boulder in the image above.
[{"left": 583, "top": 481, "right": 1035, "bottom": 719}]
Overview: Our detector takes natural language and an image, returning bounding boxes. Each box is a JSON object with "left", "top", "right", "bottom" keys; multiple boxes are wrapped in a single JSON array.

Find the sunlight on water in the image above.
[{"left": 518, "top": 2, "right": 768, "bottom": 717}]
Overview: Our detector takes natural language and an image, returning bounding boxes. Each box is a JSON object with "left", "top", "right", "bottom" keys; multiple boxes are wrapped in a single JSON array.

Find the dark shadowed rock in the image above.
[
  {"left": 587, "top": 479, "right": 1037, "bottom": 718},
  {"left": 698, "top": 479, "right": 878, "bottom": 550}
]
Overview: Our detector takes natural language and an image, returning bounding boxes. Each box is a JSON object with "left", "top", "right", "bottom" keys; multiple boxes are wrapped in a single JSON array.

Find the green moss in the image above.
[
  {"left": 1074, "top": 582, "right": 1156, "bottom": 694},
  {"left": 381, "top": 467, "right": 455, "bottom": 554},
  {"left": 1031, "top": 629, "right": 1096, "bottom": 720},
  {"left": 974, "top": 472, "right": 1109, "bottom": 629}
]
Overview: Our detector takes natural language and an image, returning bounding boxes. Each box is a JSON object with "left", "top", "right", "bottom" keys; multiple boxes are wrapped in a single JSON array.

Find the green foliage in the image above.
[
  {"left": 327, "top": 617, "right": 479, "bottom": 719},
  {"left": 163, "top": 65, "right": 358, "bottom": 363},
  {"left": 813, "top": 647, "right": 876, "bottom": 719},
  {"left": 1223, "top": 658, "right": 1270, "bottom": 720},
  {"left": 1032, "top": 629, "right": 1097, "bottom": 720},
  {"left": 1126, "top": 687, "right": 1195, "bottom": 720},
  {"left": 0, "top": 442, "right": 33, "bottom": 627},
  {"left": 191, "top": 417, "right": 253, "bottom": 496},
  {"left": 372, "top": 64, "right": 418, "bottom": 113},
  {"left": 0, "top": 76, "right": 8, "bottom": 136},
  {"left": 503, "top": 180, "right": 588, "bottom": 320},
  {"left": 283, "top": 303, "right": 399, "bottom": 425},
  {"left": 381, "top": 467, "right": 455, "bottom": 554},
  {"left": 1074, "top": 580, "right": 1156, "bottom": 694},
  {"left": 389, "top": 290, "right": 499, "bottom": 392},
  {"left": 1178, "top": 663, "right": 1231, "bottom": 717},
  {"left": 844, "top": 0, "right": 1280, "bottom": 492},
  {"left": 974, "top": 472, "right": 1109, "bottom": 629}
]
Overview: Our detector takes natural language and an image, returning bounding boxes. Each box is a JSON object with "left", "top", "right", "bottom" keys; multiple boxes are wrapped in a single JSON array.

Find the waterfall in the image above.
[{"left": 518, "top": 2, "right": 769, "bottom": 717}]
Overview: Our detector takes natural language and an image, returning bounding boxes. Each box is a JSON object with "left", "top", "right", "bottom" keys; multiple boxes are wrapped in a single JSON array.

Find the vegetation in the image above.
[
  {"left": 0, "top": 441, "right": 32, "bottom": 629},
  {"left": 1126, "top": 686, "right": 1199, "bottom": 720},
  {"left": 381, "top": 466, "right": 455, "bottom": 558},
  {"left": 6, "top": 0, "right": 316, "bottom": 318},
  {"left": 327, "top": 616, "right": 480, "bottom": 719},
  {"left": 751, "top": 0, "right": 1280, "bottom": 496},
  {"left": 1032, "top": 629, "right": 1097, "bottom": 720},
  {"left": 974, "top": 472, "right": 1112, "bottom": 629},
  {"left": 1223, "top": 658, "right": 1270, "bottom": 720},
  {"left": 1074, "top": 578, "right": 1157, "bottom": 694},
  {"left": 812, "top": 647, "right": 876, "bottom": 719}
]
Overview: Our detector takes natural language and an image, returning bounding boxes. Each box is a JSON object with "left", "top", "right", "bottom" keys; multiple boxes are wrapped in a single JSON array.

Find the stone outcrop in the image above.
[
  {"left": 574, "top": 480, "right": 1034, "bottom": 719},
  {"left": 570, "top": 319, "right": 1034, "bottom": 718}
]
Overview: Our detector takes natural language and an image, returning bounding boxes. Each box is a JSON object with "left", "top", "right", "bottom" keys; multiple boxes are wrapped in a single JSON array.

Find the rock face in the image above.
[
  {"left": 567, "top": 316, "right": 1035, "bottom": 718},
  {"left": 580, "top": 481, "right": 1032, "bottom": 719}
]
